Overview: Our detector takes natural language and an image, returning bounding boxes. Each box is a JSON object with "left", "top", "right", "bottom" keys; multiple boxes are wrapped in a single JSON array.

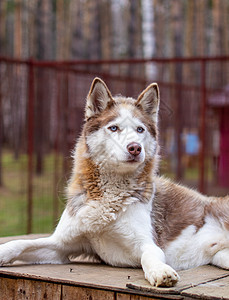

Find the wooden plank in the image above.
[
  {"left": 126, "top": 265, "right": 229, "bottom": 296},
  {"left": 0, "top": 277, "right": 62, "bottom": 299},
  {"left": 0, "top": 263, "right": 143, "bottom": 292},
  {"left": 1, "top": 263, "right": 229, "bottom": 297},
  {"left": 181, "top": 275, "right": 229, "bottom": 300},
  {"left": 16, "top": 279, "right": 61, "bottom": 300},
  {"left": 116, "top": 294, "right": 131, "bottom": 300},
  {"left": 0, "top": 263, "right": 183, "bottom": 298},
  {"left": 0, "top": 277, "right": 16, "bottom": 298},
  {"left": 1, "top": 265, "right": 229, "bottom": 300},
  {"left": 116, "top": 293, "right": 164, "bottom": 299},
  {"left": 62, "top": 286, "right": 114, "bottom": 300}
]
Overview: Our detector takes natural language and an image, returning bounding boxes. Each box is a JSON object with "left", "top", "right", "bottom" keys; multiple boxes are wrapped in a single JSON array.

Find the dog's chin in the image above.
[
  {"left": 94, "top": 154, "right": 144, "bottom": 174},
  {"left": 114, "top": 157, "right": 144, "bottom": 174}
]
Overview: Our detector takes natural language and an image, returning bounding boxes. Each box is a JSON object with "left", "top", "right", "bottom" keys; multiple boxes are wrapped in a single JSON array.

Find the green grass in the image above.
[
  {"left": 160, "top": 156, "right": 214, "bottom": 182},
  {"left": 0, "top": 150, "right": 66, "bottom": 237}
]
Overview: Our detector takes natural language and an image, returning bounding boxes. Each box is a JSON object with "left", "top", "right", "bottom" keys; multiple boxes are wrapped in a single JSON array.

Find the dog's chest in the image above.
[
  {"left": 77, "top": 176, "right": 152, "bottom": 233},
  {"left": 88, "top": 201, "right": 154, "bottom": 267}
]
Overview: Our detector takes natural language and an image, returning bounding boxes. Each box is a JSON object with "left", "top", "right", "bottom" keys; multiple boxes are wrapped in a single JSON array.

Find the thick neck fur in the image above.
[{"left": 66, "top": 136, "right": 158, "bottom": 217}]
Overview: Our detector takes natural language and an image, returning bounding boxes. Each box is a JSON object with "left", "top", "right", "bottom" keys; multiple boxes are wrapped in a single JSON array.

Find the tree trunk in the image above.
[
  {"left": 0, "top": 1, "right": 6, "bottom": 55},
  {"left": 70, "top": 0, "right": 83, "bottom": 59},
  {"left": 171, "top": 0, "right": 184, "bottom": 180},
  {"left": 195, "top": 0, "right": 205, "bottom": 56},
  {"left": 100, "top": 0, "right": 112, "bottom": 61},
  {"left": 0, "top": 68, "right": 2, "bottom": 186},
  {"left": 83, "top": 0, "right": 101, "bottom": 60},
  {"left": 35, "top": 0, "right": 52, "bottom": 175},
  {"left": 210, "top": 0, "right": 223, "bottom": 88},
  {"left": 126, "top": 0, "right": 144, "bottom": 93},
  {"left": 14, "top": 0, "right": 22, "bottom": 58}
]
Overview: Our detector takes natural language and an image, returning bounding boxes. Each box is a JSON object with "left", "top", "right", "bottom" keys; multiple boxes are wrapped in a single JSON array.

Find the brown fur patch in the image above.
[
  {"left": 84, "top": 95, "right": 158, "bottom": 138},
  {"left": 152, "top": 177, "right": 207, "bottom": 248},
  {"left": 205, "top": 196, "right": 229, "bottom": 230},
  {"left": 66, "top": 139, "right": 104, "bottom": 216},
  {"left": 153, "top": 177, "right": 229, "bottom": 249},
  {"left": 84, "top": 105, "right": 119, "bottom": 136},
  {"left": 132, "top": 107, "right": 158, "bottom": 138}
]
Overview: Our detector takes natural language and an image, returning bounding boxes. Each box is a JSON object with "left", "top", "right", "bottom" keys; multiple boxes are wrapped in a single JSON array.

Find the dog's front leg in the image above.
[
  {"left": 0, "top": 209, "right": 88, "bottom": 266},
  {"left": 141, "top": 244, "right": 179, "bottom": 287},
  {"left": 0, "top": 235, "right": 70, "bottom": 266}
]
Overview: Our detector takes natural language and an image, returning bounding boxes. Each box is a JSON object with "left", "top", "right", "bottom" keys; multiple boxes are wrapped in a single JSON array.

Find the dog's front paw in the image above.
[
  {"left": 0, "top": 244, "right": 17, "bottom": 266},
  {"left": 0, "top": 254, "right": 11, "bottom": 266},
  {"left": 144, "top": 263, "right": 179, "bottom": 287}
]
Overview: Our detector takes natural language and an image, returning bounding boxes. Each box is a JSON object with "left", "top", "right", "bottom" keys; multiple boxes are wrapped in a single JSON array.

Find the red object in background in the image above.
[{"left": 219, "top": 108, "right": 229, "bottom": 187}]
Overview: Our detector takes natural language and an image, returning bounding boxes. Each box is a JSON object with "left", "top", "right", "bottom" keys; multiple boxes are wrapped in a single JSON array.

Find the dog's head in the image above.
[{"left": 83, "top": 78, "right": 160, "bottom": 174}]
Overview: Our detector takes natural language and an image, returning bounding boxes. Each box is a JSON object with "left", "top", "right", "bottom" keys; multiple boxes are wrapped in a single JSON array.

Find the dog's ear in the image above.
[
  {"left": 136, "top": 83, "right": 160, "bottom": 123},
  {"left": 85, "top": 77, "right": 114, "bottom": 120}
]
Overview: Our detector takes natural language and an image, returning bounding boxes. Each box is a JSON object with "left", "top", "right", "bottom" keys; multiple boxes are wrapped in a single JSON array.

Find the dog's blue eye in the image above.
[
  {"left": 137, "top": 127, "right": 144, "bottom": 133},
  {"left": 109, "top": 125, "right": 118, "bottom": 132}
]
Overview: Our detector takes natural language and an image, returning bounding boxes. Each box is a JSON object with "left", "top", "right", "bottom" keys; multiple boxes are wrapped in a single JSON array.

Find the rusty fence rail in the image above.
[{"left": 0, "top": 56, "right": 229, "bottom": 235}]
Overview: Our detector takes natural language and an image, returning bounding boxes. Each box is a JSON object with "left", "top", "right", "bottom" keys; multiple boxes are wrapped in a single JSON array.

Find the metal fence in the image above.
[{"left": 0, "top": 56, "right": 229, "bottom": 236}]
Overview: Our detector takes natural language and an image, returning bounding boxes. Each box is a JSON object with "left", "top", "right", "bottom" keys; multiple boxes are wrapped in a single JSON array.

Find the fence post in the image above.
[
  {"left": 53, "top": 72, "right": 61, "bottom": 227},
  {"left": 27, "top": 59, "right": 35, "bottom": 234},
  {"left": 175, "top": 61, "right": 183, "bottom": 180},
  {"left": 199, "top": 60, "right": 206, "bottom": 193},
  {"left": 0, "top": 61, "right": 2, "bottom": 187}
]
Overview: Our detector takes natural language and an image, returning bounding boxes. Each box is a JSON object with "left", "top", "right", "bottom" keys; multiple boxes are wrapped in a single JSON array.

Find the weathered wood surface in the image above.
[
  {"left": 181, "top": 275, "right": 229, "bottom": 300},
  {"left": 127, "top": 265, "right": 229, "bottom": 299},
  {"left": 1, "top": 235, "right": 229, "bottom": 299}
]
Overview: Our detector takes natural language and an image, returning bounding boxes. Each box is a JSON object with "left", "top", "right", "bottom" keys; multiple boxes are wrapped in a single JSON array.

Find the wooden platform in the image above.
[{"left": 1, "top": 235, "right": 229, "bottom": 299}]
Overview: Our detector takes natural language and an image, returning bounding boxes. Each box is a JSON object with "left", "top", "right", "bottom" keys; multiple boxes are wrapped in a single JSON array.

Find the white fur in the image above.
[{"left": 165, "top": 216, "right": 229, "bottom": 271}]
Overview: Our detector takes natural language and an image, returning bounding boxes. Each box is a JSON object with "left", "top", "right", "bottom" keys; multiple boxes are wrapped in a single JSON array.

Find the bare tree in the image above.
[
  {"left": 127, "top": 0, "right": 143, "bottom": 58},
  {"left": 126, "top": 0, "right": 144, "bottom": 85},
  {"left": 14, "top": 0, "right": 22, "bottom": 58},
  {"left": 171, "top": 0, "right": 184, "bottom": 180},
  {"left": 0, "top": 1, "right": 6, "bottom": 56},
  {"left": 0, "top": 66, "right": 2, "bottom": 186},
  {"left": 34, "top": 0, "right": 52, "bottom": 174},
  {"left": 70, "top": 0, "right": 84, "bottom": 59},
  {"left": 83, "top": 0, "right": 102, "bottom": 60},
  {"left": 100, "top": 0, "right": 112, "bottom": 60}
]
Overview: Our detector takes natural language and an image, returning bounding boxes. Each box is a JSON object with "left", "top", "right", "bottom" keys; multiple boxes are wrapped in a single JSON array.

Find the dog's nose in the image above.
[{"left": 127, "top": 142, "right": 142, "bottom": 156}]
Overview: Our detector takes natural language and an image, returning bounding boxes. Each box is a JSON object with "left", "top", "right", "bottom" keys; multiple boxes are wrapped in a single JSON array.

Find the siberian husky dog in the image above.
[{"left": 1, "top": 78, "right": 229, "bottom": 287}]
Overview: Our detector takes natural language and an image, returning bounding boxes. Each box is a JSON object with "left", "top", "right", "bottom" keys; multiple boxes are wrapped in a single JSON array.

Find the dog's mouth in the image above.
[
  {"left": 127, "top": 158, "right": 139, "bottom": 163},
  {"left": 125, "top": 155, "right": 141, "bottom": 163}
]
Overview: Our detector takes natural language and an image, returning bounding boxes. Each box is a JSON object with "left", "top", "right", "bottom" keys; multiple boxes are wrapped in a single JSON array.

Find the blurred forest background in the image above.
[
  {"left": 0, "top": 0, "right": 229, "bottom": 60},
  {"left": 0, "top": 0, "right": 229, "bottom": 236}
]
